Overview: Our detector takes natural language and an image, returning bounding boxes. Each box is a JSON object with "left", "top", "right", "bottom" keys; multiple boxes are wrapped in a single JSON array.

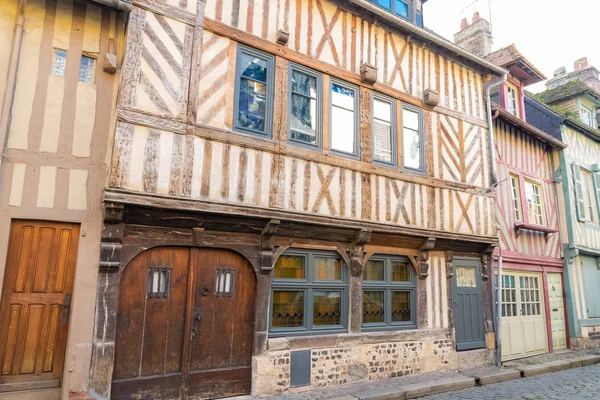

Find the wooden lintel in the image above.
[{"left": 419, "top": 237, "right": 436, "bottom": 251}]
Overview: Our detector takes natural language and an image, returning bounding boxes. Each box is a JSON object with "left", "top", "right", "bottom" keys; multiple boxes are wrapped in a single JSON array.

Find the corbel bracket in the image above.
[
  {"left": 445, "top": 250, "right": 454, "bottom": 279},
  {"left": 417, "top": 237, "right": 436, "bottom": 279},
  {"left": 99, "top": 203, "right": 124, "bottom": 272},
  {"left": 480, "top": 244, "right": 497, "bottom": 281},
  {"left": 350, "top": 229, "right": 372, "bottom": 277},
  {"left": 259, "top": 219, "right": 280, "bottom": 274}
]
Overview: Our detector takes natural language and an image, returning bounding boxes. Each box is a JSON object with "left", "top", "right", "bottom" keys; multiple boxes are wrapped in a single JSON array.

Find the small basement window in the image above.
[{"left": 147, "top": 266, "right": 171, "bottom": 298}]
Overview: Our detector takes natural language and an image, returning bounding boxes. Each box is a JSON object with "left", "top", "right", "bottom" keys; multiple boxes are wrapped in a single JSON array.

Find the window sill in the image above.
[{"left": 514, "top": 222, "right": 558, "bottom": 243}]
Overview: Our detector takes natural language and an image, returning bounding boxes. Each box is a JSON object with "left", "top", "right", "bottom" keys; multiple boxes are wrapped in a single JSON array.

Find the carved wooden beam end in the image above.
[
  {"left": 103, "top": 38, "right": 117, "bottom": 74},
  {"left": 360, "top": 63, "right": 377, "bottom": 84},
  {"left": 259, "top": 219, "right": 280, "bottom": 274},
  {"left": 99, "top": 203, "right": 124, "bottom": 272},
  {"left": 417, "top": 237, "right": 436, "bottom": 279},
  {"left": 276, "top": 29, "right": 290, "bottom": 45},
  {"left": 423, "top": 88, "right": 440, "bottom": 107},
  {"left": 349, "top": 229, "right": 372, "bottom": 277},
  {"left": 480, "top": 244, "right": 497, "bottom": 281},
  {"left": 445, "top": 251, "right": 454, "bottom": 279}
]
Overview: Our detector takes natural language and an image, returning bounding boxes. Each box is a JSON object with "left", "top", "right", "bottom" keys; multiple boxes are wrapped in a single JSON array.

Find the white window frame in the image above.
[
  {"left": 524, "top": 179, "right": 545, "bottom": 226},
  {"left": 506, "top": 83, "right": 519, "bottom": 117},
  {"left": 581, "top": 168, "right": 597, "bottom": 224},
  {"left": 580, "top": 106, "right": 594, "bottom": 128},
  {"left": 510, "top": 174, "right": 523, "bottom": 221}
]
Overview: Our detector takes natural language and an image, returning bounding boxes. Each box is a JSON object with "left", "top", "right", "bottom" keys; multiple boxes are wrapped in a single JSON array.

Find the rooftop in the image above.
[
  {"left": 535, "top": 80, "right": 600, "bottom": 105},
  {"left": 484, "top": 44, "right": 546, "bottom": 86}
]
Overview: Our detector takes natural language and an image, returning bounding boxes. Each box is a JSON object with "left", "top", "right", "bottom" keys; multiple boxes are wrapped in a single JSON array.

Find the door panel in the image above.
[
  {"left": 547, "top": 273, "right": 566, "bottom": 350},
  {"left": 0, "top": 220, "right": 79, "bottom": 387},
  {"left": 113, "top": 247, "right": 256, "bottom": 400},
  {"left": 453, "top": 260, "right": 486, "bottom": 351}
]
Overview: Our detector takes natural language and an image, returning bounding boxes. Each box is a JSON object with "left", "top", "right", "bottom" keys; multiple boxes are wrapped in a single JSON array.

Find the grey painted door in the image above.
[{"left": 453, "top": 259, "right": 486, "bottom": 351}]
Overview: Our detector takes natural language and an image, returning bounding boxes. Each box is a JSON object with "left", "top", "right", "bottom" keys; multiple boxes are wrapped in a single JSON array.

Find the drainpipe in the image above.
[
  {"left": 0, "top": 0, "right": 27, "bottom": 179},
  {"left": 495, "top": 248, "right": 503, "bottom": 367}
]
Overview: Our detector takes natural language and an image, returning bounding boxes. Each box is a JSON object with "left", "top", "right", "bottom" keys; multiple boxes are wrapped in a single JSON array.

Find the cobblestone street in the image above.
[{"left": 422, "top": 363, "right": 600, "bottom": 400}]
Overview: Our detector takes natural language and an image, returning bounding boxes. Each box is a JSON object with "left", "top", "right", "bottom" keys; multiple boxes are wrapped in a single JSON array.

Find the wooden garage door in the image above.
[
  {"left": 0, "top": 220, "right": 80, "bottom": 390},
  {"left": 112, "top": 247, "right": 256, "bottom": 400}
]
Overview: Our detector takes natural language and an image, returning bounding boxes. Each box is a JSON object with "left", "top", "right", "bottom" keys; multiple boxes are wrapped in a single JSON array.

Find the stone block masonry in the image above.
[{"left": 253, "top": 337, "right": 458, "bottom": 396}]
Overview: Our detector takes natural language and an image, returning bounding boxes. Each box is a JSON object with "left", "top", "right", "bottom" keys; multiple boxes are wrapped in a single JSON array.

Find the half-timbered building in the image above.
[
  {"left": 527, "top": 58, "right": 600, "bottom": 349},
  {"left": 88, "top": 1, "right": 507, "bottom": 398},
  {"left": 0, "top": 0, "right": 127, "bottom": 399}
]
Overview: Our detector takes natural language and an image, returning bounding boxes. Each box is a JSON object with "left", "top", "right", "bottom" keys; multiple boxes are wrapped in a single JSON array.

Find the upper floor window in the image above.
[
  {"left": 289, "top": 64, "right": 322, "bottom": 148},
  {"left": 270, "top": 250, "right": 348, "bottom": 336},
  {"left": 362, "top": 255, "right": 416, "bottom": 330},
  {"left": 79, "top": 55, "right": 96, "bottom": 84},
  {"left": 510, "top": 174, "right": 523, "bottom": 221},
  {"left": 372, "top": 93, "right": 397, "bottom": 166},
  {"left": 402, "top": 105, "right": 425, "bottom": 174},
  {"left": 525, "top": 179, "right": 545, "bottom": 225},
  {"left": 580, "top": 106, "right": 594, "bottom": 128},
  {"left": 581, "top": 169, "right": 598, "bottom": 224},
  {"left": 506, "top": 83, "right": 519, "bottom": 117},
  {"left": 368, "top": 0, "right": 411, "bottom": 21},
  {"left": 234, "top": 46, "right": 275, "bottom": 137},
  {"left": 330, "top": 80, "right": 360, "bottom": 158},
  {"left": 51, "top": 49, "right": 67, "bottom": 77}
]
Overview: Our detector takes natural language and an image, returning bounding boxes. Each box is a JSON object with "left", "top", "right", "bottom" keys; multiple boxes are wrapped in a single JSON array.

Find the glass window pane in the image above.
[
  {"left": 314, "top": 257, "right": 342, "bottom": 281},
  {"left": 51, "top": 49, "right": 67, "bottom": 77},
  {"left": 391, "top": 261, "right": 410, "bottom": 282},
  {"left": 240, "top": 54, "right": 267, "bottom": 82},
  {"left": 391, "top": 291, "right": 411, "bottom": 322},
  {"left": 374, "top": 99, "right": 392, "bottom": 122},
  {"left": 237, "top": 78, "right": 266, "bottom": 132},
  {"left": 332, "top": 84, "right": 355, "bottom": 110},
  {"left": 290, "top": 93, "right": 317, "bottom": 145},
  {"left": 363, "top": 291, "right": 384, "bottom": 323},
  {"left": 395, "top": 0, "right": 408, "bottom": 18},
  {"left": 274, "top": 255, "right": 305, "bottom": 279},
  {"left": 403, "top": 127, "right": 421, "bottom": 169},
  {"left": 403, "top": 108, "right": 419, "bottom": 130},
  {"left": 373, "top": 120, "right": 392, "bottom": 163},
  {"left": 272, "top": 291, "right": 304, "bottom": 328},
  {"left": 377, "top": 0, "right": 392, "bottom": 10},
  {"left": 364, "top": 260, "right": 385, "bottom": 281},
  {"left": 292, "top": 70, "right": 317, "bottom": 98},
  {"left": 313, "top": 291, "right": 341, "bottom": 326},
  {"left": 79, "top": 56, "right": 95, "bottom": 83},
  {"left": 331, "top": 106, "right": 355, "bottom": 153},
  {"left": 456, "top": 266, "right": 477, "bottom": 287}
]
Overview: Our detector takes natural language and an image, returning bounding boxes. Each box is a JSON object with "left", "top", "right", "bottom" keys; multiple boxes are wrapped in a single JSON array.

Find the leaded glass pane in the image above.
[
  {"left": 237, "top": 78, "right": 266, "bottom": 132},
  {"left": 363, "top": 291, "right": 384, "bottom": 323},
  {"left": 313, "top": 291, "right": 341, "bottom": 326},
  {"left": 391, "top": 291, "right": 411, "bottom": 322},
  {"left": 240, "top": 54, "right": 267, "bottom": 82},
  {"left": 272, "top": 291, "right": 304, "bottom": 328},
  {"left": 363, "top": 260, "right": 384, "bottom": 281},
  {"left": 79, "top": 56, "right": 95, "bottom": 83},
  {"left": 456, "top": 266, "right": 477, "bottom": 287},
  {"left": 391, "top": 261, "right": 410, "bottom": 282},
  {"left": 314, "top": 257, "right": 342, "bottom": 281},
  {"left": 290, "top": 94, "right": 317, "bottom": 145},
  {"left": 274, "top": 255, "right": 305, "bottom": 279},
  {"left": 51, "top": 49, "right": 67, "bottom": 77}
]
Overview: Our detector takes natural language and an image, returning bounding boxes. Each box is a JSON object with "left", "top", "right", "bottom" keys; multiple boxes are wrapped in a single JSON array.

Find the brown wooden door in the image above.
[
  {"left": 112, "top": 247, "right": 256, "bottom": 400},
  {"left": 0, "top": 220, "right": 80, "bottom": 389}
]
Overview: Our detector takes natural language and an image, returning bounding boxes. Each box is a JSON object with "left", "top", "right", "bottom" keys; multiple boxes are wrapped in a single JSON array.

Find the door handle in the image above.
[{"left": 61, "top": 293, "right": 72, "bottom": 324}]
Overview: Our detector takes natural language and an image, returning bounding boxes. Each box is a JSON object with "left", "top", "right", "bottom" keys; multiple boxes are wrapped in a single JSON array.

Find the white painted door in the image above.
[
  {"left": 547, "top": 273, "right": 567, "bottom": 350},
  {"left": 500, "top": 271, "right": 548, "bottom": 361}
]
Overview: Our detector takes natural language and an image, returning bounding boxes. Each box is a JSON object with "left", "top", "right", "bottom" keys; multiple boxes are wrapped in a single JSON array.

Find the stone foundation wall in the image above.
[
  {"left": 572, "top": 327, "right": 600, "bottom": 349},
  {"left": 253, "top": 330, "right": 459, "bottom": 396}
]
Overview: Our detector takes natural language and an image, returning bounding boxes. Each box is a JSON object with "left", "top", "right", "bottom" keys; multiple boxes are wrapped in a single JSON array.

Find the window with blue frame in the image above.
[
  {"left": 270, "top": 250, "right": 348, "bottom": 337},
  {"left": 362, "top": 255, "right": 416, "bottom": 330},
  {"left": 369, "top": 0, "right": 411, "bottom": 21},
  {"left": 233, "top": 46, "right": 275, "bottom": 137},
  {"left": 288, "top": 64, "right": 322, "bottom": 148}
]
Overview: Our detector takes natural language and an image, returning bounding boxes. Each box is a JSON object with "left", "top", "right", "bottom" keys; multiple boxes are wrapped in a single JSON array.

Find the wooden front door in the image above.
[
  {"left": 500, "top": 271, "right": 548, "bottom": 361},
  {"left": 453, "top": 259, "right": 486, "bottom": 351},
  {"left": 547, "top": 273, "right": 567, "bottom": 350},
  {"left": 112, "top": 247, "right": 256, "bottom": 400},
  {"left": 0, "top": 220, "right": 80, "bottom": 390}
]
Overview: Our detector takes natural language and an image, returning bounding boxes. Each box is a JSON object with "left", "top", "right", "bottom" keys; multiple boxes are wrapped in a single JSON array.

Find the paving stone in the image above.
[
  {"left": 544, "top": 359, "right": 573, "bottom": 372},
  {"left": 460, "top": 367, "right": 521, "bottom": 385},
  {"left": 399, "top": 376, "right": 475, "bottom": 399},
  {"left": 330, "top": 396, "right": 358, "bottom": 400},
  {"left": 579, "top": 354, "right": 600, "bottom": 366},
  {"left": 570, "top": 359, "right": 583, "bottom": 368},
  {"left": 516, "top": 364, "right": 551, "bottom": 377},
  {"left": 354, "top": 387, "right": 405, "bottom": 400}
]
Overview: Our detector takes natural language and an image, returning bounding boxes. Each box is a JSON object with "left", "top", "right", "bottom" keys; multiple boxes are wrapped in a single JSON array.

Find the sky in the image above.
[{"left": 423, "top": 0, "right": 600, "bottom": 93}]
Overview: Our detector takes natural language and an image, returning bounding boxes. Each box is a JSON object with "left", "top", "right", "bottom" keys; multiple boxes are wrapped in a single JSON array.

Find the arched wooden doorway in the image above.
[{"left": 112, "top": 247, "right": 256, "bottom": 399}]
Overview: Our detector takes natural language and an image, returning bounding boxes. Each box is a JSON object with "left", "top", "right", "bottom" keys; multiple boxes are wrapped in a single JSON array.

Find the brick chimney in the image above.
[
  {"left": 574, "top": 57, "right": 589, "bottom": 71},
  {"left": 454, "top": 12, "right": 493, "bottom": 58}
]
